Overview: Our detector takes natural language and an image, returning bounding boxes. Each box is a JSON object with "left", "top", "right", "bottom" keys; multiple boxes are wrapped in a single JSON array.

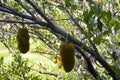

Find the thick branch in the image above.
[
  {"left": 75, "top": 46, "right": 101, "bottom": 79},
  {"left": 0, "top": 6, "right": 48, "bottom": 27}
]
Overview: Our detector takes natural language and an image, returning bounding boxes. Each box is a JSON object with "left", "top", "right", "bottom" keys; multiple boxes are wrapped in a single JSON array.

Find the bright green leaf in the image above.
[{"left": 109, "top": 20, "right": 119, "bottom": 27}]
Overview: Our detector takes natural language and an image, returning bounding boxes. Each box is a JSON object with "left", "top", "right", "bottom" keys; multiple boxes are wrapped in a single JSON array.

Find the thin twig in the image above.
[
  {"left": 1, "top": 41, "right": 13, "bottom": 54},
  {"left": 0, "top": 19, "right": 36, "bottom": 24},
  {"left": 30, "top": 67, "right": 59, "bottom": 77}
]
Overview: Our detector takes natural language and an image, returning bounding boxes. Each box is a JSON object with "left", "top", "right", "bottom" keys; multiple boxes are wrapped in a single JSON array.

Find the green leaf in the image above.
[
  {"left": 117, "top": 15, "right": 120, "bottom": 20},
  {"left": 0, "top": 57, "right": 4, "bottom": 65},
  {"left": 96, "top": 76, "right": 101, "bottom": 80},
  {"left": 83, "top": 10, "right": 90, "bottom": 23},
  {"left": 103, "top": 30, "right": 111, "bottom": 35},
  {"left": 114, "top": 2, "right": 119, "bottom": 7},
  {"left": 111, "top": 52, "right": 118, "bottom": 61},
  {"left": 105, "top": 11, "right": 112, "bottom": 20},
  {"left": 93, "top": 36, "right": 102, "bottom": 45},
  {"left": 89, "top": 10, "right": 94, "bottom": 19},
  {"left": 109, "top": 20, "right": 116, "bottom": 27},
  {"left": 3, "top": 0, "right": 7, "bottom": 2},
  {"left": 65, "top": 0, "right": 71, "bottom": 7},
  {"left": 0, "top": 76, "right": 2, "bottom": 80},
  {"left": 90, "top": 5, "right": 99, "bottom": 15},
  {"left": 100, "top": 11, "right": 112, "bottom": 22},
  {"left": 97, "top": 17, "right": 103, "bottom": 32},
  {"left": 118, "top": 42, "right": 120, "bottom": 46},
  {"left": 109, "top": 20, "right": 119, "bottom": 27},
  {"left": 57, "top": 5, "right": 65, "bottom": 10},
  {"left": 83, "top": 9, "right": 94, "bottom": 23},
  {"left": 110, "top": 65, "right": 120, "bottom": 75},
  {"left": 71, "top": 5, "right": 77, "bottom": 10},
  {"left": 83, "top": 10, "right": 88, "bottom": 23},
  {"left": 87, "top": 23, "right": 93, "bottom": 31}
]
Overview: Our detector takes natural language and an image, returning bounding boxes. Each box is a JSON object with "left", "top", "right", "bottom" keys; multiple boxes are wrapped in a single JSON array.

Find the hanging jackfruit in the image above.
[
  {"left": 17, "top": 28, "right": 30, "bottom": 53},
  {"left": 60, "top": 42, "right": 75, "bottom": 72}
]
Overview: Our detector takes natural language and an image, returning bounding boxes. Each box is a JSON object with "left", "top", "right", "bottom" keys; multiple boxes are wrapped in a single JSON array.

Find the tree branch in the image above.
[
  {"left": 15, "top": 0, "right": 36, "bottom": 18},
  {"left": 0, "top": 3, "right": 33, "bottom": 20},
  {"left": 31, "top": 30, "right": 58, "bottom": 52},
  {"left": 0, "top": 19, "right": 36, "bottom": 24},
  {"left": 1, "top": 41, "right": 13, "bottom": 54},
  {"left": 30, "top": 67, "right": 60, "bottom": 77},
  {"left": 75, "top": 46, "right": 101, "bottom": 79}
]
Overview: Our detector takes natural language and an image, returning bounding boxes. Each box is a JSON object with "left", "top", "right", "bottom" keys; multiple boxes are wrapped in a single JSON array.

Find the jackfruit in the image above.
[
  {"left": 17, "top": 28, "right": 30, "bottom": 53},
  {"left": 60, "top": 42, "right": 75, "bottom": 72}
]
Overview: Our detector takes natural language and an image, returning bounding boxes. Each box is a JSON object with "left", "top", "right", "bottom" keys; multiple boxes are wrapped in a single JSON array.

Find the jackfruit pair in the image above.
[
  {"left": 17, "top": 28, "right": 30, "bottom": 53},
  {"left": 60, "top": 42, "right": 75, "bottom": 72}
]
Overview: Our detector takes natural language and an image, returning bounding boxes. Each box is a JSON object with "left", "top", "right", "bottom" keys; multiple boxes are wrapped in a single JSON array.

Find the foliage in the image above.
[
  {"left": 0, "top": 0, "right": 120, "bottom": 80},
  {"left": 0, "top": 54, "right": 41, "bottom": 80}
]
